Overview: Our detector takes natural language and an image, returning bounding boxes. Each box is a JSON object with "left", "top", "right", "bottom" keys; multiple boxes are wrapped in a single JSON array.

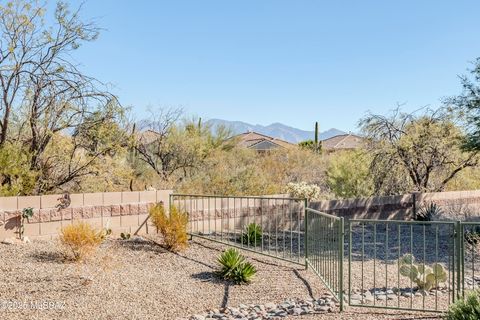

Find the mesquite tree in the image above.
[
  {"left": 0, "top": 1, "right": 122, "bottom": 193},
  {"left": 360, "top": 108, "right": 479, "bottom": 194}
]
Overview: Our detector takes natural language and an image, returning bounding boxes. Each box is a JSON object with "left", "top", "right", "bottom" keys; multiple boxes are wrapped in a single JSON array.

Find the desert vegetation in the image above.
[
  {"left": 149, "top": 202, "right": 189, "bottom": 252},
  {"left": 0, "top": 0, "right": 479, "bottom": 202}
]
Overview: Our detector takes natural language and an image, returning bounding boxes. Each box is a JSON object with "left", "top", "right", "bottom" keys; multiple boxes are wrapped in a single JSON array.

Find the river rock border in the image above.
[{"left": 188, "top": 296, "right": 336, "bottom": 320}]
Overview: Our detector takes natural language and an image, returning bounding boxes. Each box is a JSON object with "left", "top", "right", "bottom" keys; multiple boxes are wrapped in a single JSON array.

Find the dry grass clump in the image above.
[
  {"left": 59, "top": 222, "right": 106, "bottom": 261},
  {"left": 149, "top": 202, "right": 188, "bottom": 252}
]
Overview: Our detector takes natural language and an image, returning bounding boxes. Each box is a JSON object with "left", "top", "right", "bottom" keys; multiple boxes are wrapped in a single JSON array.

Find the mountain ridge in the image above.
[{"left": 205, "top": 119, "right": 346, "bottom": 144}]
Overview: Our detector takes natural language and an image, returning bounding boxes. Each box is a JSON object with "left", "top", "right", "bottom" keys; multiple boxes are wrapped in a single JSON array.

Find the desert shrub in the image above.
[
  {"left": 326, "top": 150, "right": 374, "bottom": 198},
  {"left": 149, "top": 203, "right": 188, "bottom": 252},
  {"left": 445, "top": 290, "right": 480, "bottom": 320},
  {"left": 286, "top": 182, "right": 321, "bottom": 200},
  {"left": 415, "top": 202, "right": 442, "bottom": 221},
  {"left": 217, "top": 248, "right": 256, "bottom": 284},
  {"left": 465, "top": 226, "right": 480, "bottom": 246},
  {"left": 241, "top": 223, "right": 262, "bottom": 246},
  {"left": 120, "top": 232, "right": 131, "bottom": 240},
  {"left": 59, "top": 222, "right": 106, "bottom": 261},
  {"left": 177, "top": 147, "right": 329, "bottom": 197}
]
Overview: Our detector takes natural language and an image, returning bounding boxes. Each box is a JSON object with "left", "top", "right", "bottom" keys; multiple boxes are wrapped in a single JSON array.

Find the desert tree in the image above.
[
  {"left": 133, "top": 107, "right": 232, "bottom": 186},
  {"left": 360, "top": 107, "right": 479, "bottom": 194},
  {"left": 445, "top": 57, "right": 480, "bottom": 151},
  {"left": 0, "top": 1, "right": 124, "bottom": 193}
]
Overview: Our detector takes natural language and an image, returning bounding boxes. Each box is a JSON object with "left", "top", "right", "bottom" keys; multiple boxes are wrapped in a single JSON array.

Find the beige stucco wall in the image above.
[{"left": 0, "top": 190, "right": 172, "bottom": 241}]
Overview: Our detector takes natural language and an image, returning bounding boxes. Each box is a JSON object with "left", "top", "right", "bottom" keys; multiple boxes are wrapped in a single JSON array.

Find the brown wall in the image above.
[{"left": 0, "top": 190, "right": 172, "bottom": 241}]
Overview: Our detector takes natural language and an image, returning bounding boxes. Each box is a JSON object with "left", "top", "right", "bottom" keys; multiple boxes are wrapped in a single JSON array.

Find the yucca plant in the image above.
[
  {"left": 445, "top": 290, "right": 480, "bottom": 320},
  {"left": 217, "top": 248, "right": 256, "bottom": 284},
  {"left": 415, "top": 202, "right": 442, "bottom": 222},
  {"left": 241, "top": 223, "right": 262, "bottom": 246}
]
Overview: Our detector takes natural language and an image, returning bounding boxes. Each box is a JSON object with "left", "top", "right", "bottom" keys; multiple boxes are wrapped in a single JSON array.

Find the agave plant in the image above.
[
  {"left": 415, "top": 202, "right": 442, "bottom": 222},
  {"left": 399, "top": 254, "right": 447, "bottom": 291},
  {"left": 217, "top": 248, "right": 256, "bottom": 284},
  {"left": 241, "top": 223, "right": 262, "bottom": 247}
]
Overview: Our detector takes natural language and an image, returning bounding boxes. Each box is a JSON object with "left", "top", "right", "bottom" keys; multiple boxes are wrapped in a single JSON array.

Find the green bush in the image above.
[
  {"left": 241, "top": 223, "right": 262, "bottom": 246},
  {"left": 217, "top": 248, "right": 256, "bottom": 284},
  {"left": 445, "top": 290, "right": 480, "bottom": 320}
]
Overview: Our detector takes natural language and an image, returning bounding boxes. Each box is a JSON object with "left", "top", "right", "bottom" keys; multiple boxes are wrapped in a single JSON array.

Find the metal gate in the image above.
[
  {"left": 347, "top": 219, "right": 480, "bottom": 313},
  {"left": 305, "top": 208, "right": 344, "bottom": 310}
]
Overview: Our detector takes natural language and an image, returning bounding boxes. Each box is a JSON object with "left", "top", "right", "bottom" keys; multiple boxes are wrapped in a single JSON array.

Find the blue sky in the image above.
[{"left": 68, "top": 1, "right": 480, "bottom": 132}]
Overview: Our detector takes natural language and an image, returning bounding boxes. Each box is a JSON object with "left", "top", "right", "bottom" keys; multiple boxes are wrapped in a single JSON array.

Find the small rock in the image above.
[
  {"left": 265, "top": 302, "right": 276, "bottom": 310},
  {"left": 350, "top": 294, "right": 363, "bottom": 301},
  {"left": 1, "top": 237, "right": 15, "bottom": 245},
  {"left": 23, "top": 236, "right": 31, "bottom": 244}
]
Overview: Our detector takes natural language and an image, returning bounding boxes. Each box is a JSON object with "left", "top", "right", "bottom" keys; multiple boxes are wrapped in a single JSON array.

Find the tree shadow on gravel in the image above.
[
  {"left": 191, "top": 271, "right": 231, "bottom": 308},
  {"left": 293, "top": 269, "right": 314, "bottom": 300},
  {"left": 29, "top": 250, "right": 66, "bottom": 264},
  {"left": 191, "top": 271, "right": 219, "bottom": 282},
  {"left": 116, "top": 238, "right": 168, "bottom": 255},
  {"left": 15, "top": 275, "right": 91, "bottom": 294},
  {"left": 120, "top": 237, "right": 218, "bottom": 269}
]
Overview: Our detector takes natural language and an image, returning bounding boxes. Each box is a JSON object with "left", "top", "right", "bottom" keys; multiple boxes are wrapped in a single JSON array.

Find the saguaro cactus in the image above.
[
  {"left": 399, "top": 254, "right": 447, "bottom": 291},
  {"left": 314, "top": 121, "right": 321, "bottom": 153}
]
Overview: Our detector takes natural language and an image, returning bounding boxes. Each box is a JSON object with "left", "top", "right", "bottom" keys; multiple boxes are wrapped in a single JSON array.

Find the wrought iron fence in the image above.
[
  {"left": 348, "top": 219, "right": 457, "bottom": 312},
  {"left": 168, "top": 194, "right": 480, "bottom": 314},
  {"left": 170, "top": 194, "right": 307, "bottom": 265},
  {"left": 305, "top": 208, "right": 344, "bottom": 310}
]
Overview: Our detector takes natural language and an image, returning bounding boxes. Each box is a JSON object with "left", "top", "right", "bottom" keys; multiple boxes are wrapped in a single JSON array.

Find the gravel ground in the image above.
[{"left": 0, "top": 236, "right": 442, "bottom": 320}]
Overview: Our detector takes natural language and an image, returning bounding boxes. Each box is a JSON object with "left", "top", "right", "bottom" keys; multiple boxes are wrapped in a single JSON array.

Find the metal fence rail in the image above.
[
  {"left": 170, "top": 194, "right": 307, "bottom": 265},
  {"left": 305, "top": 208, "right": 344, "bottom": 310},
  {"left": 348, "top": 219, "right": 457, "bottom": 313},
  {"left": 460, "top": 222, "right": 480, "bottom": 298}
]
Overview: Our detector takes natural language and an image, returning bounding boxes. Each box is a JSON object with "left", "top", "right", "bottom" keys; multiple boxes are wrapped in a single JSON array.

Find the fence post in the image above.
[
  {"left": 304, "top": 198, "right": 308, "bottom": 270},
  {"left": 338, "top": 217, "right": 344, "bottom": 312},
  {"left": 455, "top": 221, "right": 462, "bottom": 300}
]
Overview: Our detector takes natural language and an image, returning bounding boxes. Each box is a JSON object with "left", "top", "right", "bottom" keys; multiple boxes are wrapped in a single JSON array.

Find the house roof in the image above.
[
  {"left": 229, "top": 131, "right": 296, "bottom": 150},
  {"left": 321, "top": 133, "right": 365, "bottom": 150},
  {"left": 136, "top": 129, "right": 162, "bottom": 144}
]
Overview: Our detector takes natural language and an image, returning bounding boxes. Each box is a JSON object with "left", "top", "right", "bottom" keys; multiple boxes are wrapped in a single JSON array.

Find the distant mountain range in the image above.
[{"left": 206, "top": 119, "right": 346, "bottom": 144}]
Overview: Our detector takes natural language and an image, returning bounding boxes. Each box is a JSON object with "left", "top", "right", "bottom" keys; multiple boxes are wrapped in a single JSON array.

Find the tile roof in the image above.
[
  {"left": 229, "top": 131, "right": 296, "bottom": 150},
  {"left": 321, "top": 133, "right": 365, "bottom": 150}
]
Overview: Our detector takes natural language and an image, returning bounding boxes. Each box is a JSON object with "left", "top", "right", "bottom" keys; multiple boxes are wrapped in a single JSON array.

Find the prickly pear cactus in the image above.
[{"left": 399, "top": 254, "right": 447, "bottom": 291}]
